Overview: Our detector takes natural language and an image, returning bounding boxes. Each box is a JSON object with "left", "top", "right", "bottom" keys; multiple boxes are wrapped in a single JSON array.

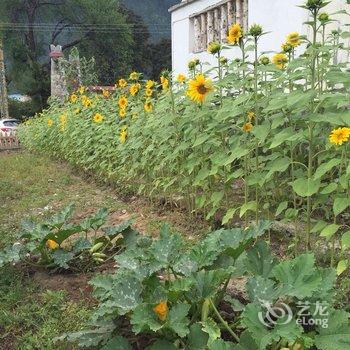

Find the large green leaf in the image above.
[
  {"left": 272, "top": 254, "right": 321, "bottom": 298},
  {"left": 233, "top": 330, "right": 259, "bottom": 350},
  {"left": 101, "top": 336, "right": 133, "bottom": 350},
  {"left": 242, "top": 303, "right": 303, "bottom": 350},
  {"left": 131, "top": 303, "right": 163, "bottom": 334},
  {"left": 209, "top": 339, "right": 235, "bottom": 350},
  {"left": 292, "top": 178, "right": 321, "bottom": 197},
  {"left": 313, "top": 159, "right": 341, "bottom": 179},
  {"left": 147, "top": 340, "right": 177, "bottom": 350},
  {"left": 167, "top": 303, "right": 191, "bottom": 337},
  {"left": 333, "top": 197, "right": 350, "bottom": 217},
  {"left": 185, "top": 323, "right": 209, "bottom": 350},
  {"left": 314, "top": 310, "right": 350, "bottom": 350}
]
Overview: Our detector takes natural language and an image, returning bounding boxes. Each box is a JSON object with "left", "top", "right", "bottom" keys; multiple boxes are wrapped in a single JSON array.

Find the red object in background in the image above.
[
  {"left": 0, "top": 127, "right": 11, "bottom": 133},
  {"left": 49, "top": 51, "right": 63, "bottom": 59}
]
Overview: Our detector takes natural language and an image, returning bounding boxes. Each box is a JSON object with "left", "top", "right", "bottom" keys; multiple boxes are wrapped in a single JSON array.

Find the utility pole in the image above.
[{"left": 0, "top": 36, "right": 9, "bottom": 119}]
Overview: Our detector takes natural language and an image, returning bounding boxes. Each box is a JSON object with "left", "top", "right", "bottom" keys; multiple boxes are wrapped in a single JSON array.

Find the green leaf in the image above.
[
  {"left": 232, "top": 330, "right": 259, "bottom": 350},
  {"left": 222, "top": 208, "right": 237, "bottom": 225},
  {"left": 51, "top": 249, "right": 75, "bottom": 269},
  {"left": 167, "top": 303, "right": 191, "bottom": 338},
  {"left": 314, "top": 310, "right": 350, "bottom": 350},
  {"left": 336, "top": 260, "right": 348, "bottom": 276},
  {"left": 211, "top": 192, "right": 224, "bottom": 206},
  {"left": 268, "top": 127, "right": 295, "bottom": 149},
  {"left": 246, "top": 276, "right": 279, "bottom": 303},
  {"left": 275, "top": 201, "right": 288, "bottom": 217},
  {"left": 292, "top": 178, "right": 321, "bottom": 197},
  {"left": 185, "top": 323, "right": 209, "bottom": 350},
  {"left": 147, "top": 340, "right": 177, "bottom": 350},
  {"left": 239, "top": 201, "right": 257, "bottom": 218},
  {"left": 320, "top": 183, "right": 338, "bottom": 195},
  {"left": 272, "top": 254, "right": 321, "bottom": 298},
  {"left": 314, "top": 159, "right": 341, "bottom": 179},
  {"left": 246, "top": 241, "right": 278, "bottom": 278},
  {"left": 242, "top": 303, "right": 303, "bottom": 350},
  {"left": 251, "top": 123, "right": 270, "bottom": 143},
  {"left": 208, "top": 339, "right": 235, "bottom": 350},
  {"left": 320, "top": 224, "right": 340, "bottom": 239},
  {"left": 265, "top": 157, "right": 290, "bottom": 178},
  {"left": 342, "top": 230, "right": 350, "bottom": 249},
  {"left": 333, "top": 197, "right": 350, "bottom": 216},
  {"left": 202, "top": 318, "right": 221, "bottom": 342},
  {"left": 101, "top": 336, "right": 132, "bottom": 350},
  {"left": 131, "top": 303, "right": 163, "bottom": 334}
]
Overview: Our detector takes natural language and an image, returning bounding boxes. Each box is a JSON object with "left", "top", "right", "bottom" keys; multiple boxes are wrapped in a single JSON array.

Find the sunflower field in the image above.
[{"left": 20, "top": 0, "right": 350, "bottom": 275}]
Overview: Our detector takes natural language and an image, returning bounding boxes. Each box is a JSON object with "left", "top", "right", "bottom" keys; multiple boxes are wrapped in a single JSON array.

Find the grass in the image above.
[{"left": 0, "top": 151, "right": 209, "bottom": 349}]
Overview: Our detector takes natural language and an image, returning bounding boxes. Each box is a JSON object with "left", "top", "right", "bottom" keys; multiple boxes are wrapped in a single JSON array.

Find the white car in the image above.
[{"left": 0, "top": 119, "right": 20, "bottom": 136}]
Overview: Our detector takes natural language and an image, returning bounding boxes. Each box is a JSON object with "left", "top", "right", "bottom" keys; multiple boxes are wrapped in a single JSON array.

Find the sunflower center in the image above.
[{"left": 197, "top": 84, "right": 208, "bottom": 95}]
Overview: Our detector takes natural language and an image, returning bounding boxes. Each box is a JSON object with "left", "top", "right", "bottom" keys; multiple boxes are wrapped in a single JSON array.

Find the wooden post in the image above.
[
  {"left": 243, "top": 0, "right": 248, "bottom": 31},
  {"left": 194, "top": 16, "right": 201, "bottom": 52},
  {"left": 221, "top": 4, "right": 228, "bottom": 42},
  {"left": 227, "top": 1, "right": 235, "bottom": 26},
  {"left": 207, "top": 10, "right": 214, "bottom": 43},
  {"left": 0, "top": 36, "right": 9, "bottom": 119},
  {"left": 200, "top": 14, "right": 207, "bottom": 51},
  {"left": 236, "top": 0, "right": 242, "bottom": 25},
  {"left": 213, "top": 8, "right": 220, "bottom": 41}
]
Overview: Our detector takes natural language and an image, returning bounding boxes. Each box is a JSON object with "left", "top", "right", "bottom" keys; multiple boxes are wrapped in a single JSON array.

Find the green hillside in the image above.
[{"left": 121, "top": 0, "right": 178, "bottom": 41}]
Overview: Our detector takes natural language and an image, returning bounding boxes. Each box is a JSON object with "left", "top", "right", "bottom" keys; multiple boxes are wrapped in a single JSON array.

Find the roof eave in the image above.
[{"left": 168, "top": 0, "right": 201, "bottom": 13}]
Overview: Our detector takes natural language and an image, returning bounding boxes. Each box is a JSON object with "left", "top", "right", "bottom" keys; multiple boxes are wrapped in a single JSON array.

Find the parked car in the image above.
[{"left": 0, "top": 119, "right": 20, "bottom": 136}]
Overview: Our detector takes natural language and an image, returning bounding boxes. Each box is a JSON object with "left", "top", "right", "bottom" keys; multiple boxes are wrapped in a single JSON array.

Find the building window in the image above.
[{"left": 190, "top": 0, "right": 248, "bottom": 53}]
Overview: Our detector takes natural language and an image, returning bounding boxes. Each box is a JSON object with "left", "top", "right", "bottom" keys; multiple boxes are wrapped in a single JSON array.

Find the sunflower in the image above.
[
  {"left": 70, "top": 94, "right": 78, "bottom": 103},
  {"left": 46, "top": 239, "right": 59, "bottom": 250},
  {"left": 119, "top": 126, "right": 128, "bottom": 144},
  {"left": 146, "top": 80, "right": 156, "bottom": 89},
  {"left": 102, "top": 89, "right": 110, "bottom": 98},
  {"left": 81, "top": 96, "right": 92, "bottom": 108},
  {"left": 227, "top": 23, "right": 243, "bottom": 45},
  {"left": 118, "top": 78, "right": 127, "bottom": 88},
  {"left": 160, "top": 76, "right": 169, "bottom": 90},
  {"left": 47, "top": 119, "right": 54, "bottom": 127},
  {"left": 281, "top": 43, "right": 293, "bottom": 53},
  {"left": 329, "top": 127, "right": 350, "bottom": 146},
  {"left": 176, "top": 74, "right": 186, "bottom": 83},
  {"left": 129, "top": 71, "right": 140, "bottom": 81},
  {"left": 187, "top": 74, "right": 213, "bottom": 103},
  {"left": 60, "top": 114, "right": 67, "bottom": 131},
  {"left": 130, "top": 84, "right": 140, "bottom": 96},
  {"left": 272, "top": 53, "right": 288, "bottom": 69},
  {"left": 207, "top": 41, "right": 221, "bottom": 55},
  {"left": 145, "top": 88, "right": 153, "bottom": 97},
  {"left": 78, "top": 86, "right": 85, "bottom": 95},
  {"left": 247, "top": 111, "right": 255, "bottom": 121},
  {"left": 144, "top": 100, "right": 153, "bottom": 113},
  {"left": 119, "top": 108, "right": 126, "bottom": 118},
  {"left": 93, "top": 113, "right": 104, "bottom": 123},
  {"left": 153, "top": 301, "right": 168, "bottom": 321},
  {"left": 118, "top": 95, "right": 128, "bottom": 109},
  {"left": 243, "top": 122, "right": 253, "bottom": 132},
  {"left": 286, "top": 32, "right": 301, "bottom": 47}
]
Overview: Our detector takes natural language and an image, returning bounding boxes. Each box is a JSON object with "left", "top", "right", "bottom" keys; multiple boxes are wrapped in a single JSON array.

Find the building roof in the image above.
[{"left": 168, "top": 0, "right": 201, "bottom": 13}]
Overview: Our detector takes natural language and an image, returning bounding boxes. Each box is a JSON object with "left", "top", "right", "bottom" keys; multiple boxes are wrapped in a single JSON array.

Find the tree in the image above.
[{"left": 0, "top": 0, "right": 134, "bottom": 110}]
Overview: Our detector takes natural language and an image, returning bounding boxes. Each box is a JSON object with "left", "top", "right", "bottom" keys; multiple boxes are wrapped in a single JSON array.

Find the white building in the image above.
[{"left": 169, "top": 0, "right": 350, "bottom": 75}]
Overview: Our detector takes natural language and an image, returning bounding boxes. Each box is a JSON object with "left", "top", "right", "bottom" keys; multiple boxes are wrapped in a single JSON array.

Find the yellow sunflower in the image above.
[
  {"left": 144, "top": 100, "right": 153, "bottom": 113},
  {"left": 227, "top": 23, "right": 243, "bottom": 45},
  {"left": 145, "top": 88, "right": 153, "bottom": 97},
  {"left": 46, "top": 239, "right": 59, "bottom": 250},
  {"left": 272, "top": 53, "right": 288, "bottom": 69},
  {"left": 329, "top": 127, "right": 350, "bottom": 146},
  {"left": 187, "top": 74, "right": 213, "bottom": 103},
  {"left": 130, "top": 84, "right": 140, "bottom": 96},
  {"left": 102, "top": 89, "right": 110, "bottom": 98},
  {"left": 153, "top": 301, "right": 168, "bottom": 321},
  {"left": 78, "top": 86, "right": 85, "bottom": 95},
  {"left": 118, "top": 95, "right": 128, "bottom": 109},
  {"left": 118, "top": 78, "right": 127, "bottom": 88},
  {"left": 93, "top": 113, "right": 104, "bottom": 123},
  {"left": 129, "top": 71, "right": 140, "bottom": 81},
  {"left": 286, "top": 32, "right": 301, "bottom": 47},
  {"left": 176, "top": 74, "right": 186, "bottom": 83},
  {"left": 243, "top": 122, "right": 253, "bottom": 132},
  {"left": 81, "top": 95, "right": 92, "bottom": 108},
  {"left": 247, "top": 111, "right": 255, "bottom": 121},
  {"left": 119, "top": 126, "right": 128, "bottom": 143},
  {"left": 146, "top": 80, "right": 156, "bottom": 89},
  {"left": 160, "top": 76, "right": 169, "bottom": 90},
  {"left": 47, "top": 119, "right": 54, "bottom": 127},
  {"left": 119, "top": 108, "right": 126, "bottom": 118},
  {"left": 70, "top": 94, "right": 78, "bottom": 103}
]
